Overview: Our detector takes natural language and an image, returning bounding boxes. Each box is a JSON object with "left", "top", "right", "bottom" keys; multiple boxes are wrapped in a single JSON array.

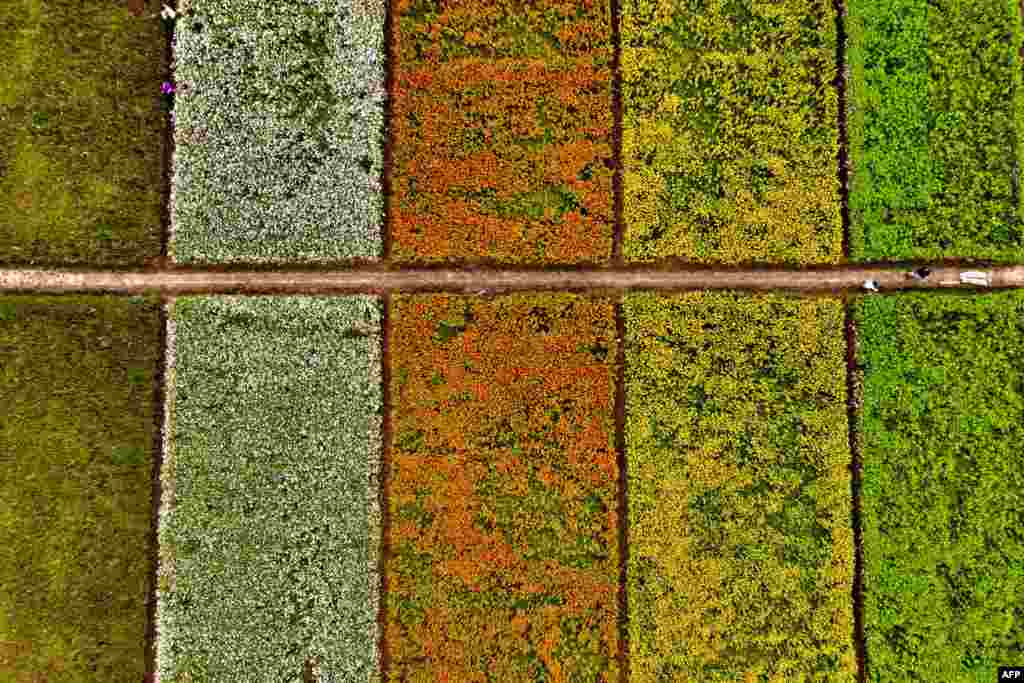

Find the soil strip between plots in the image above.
[
  {"left": 614, "top": 299, "right": 630, "bottom": 683},
  {"left": 158, "top": 3, "right": 174, "bottom": 269},
  {"left": 2, "top": 266, "right": 1022, "bottom": 294},
  {"left": 831, "top": 0, "right": 847, "bottom": 260},
  {"left": 610, "top": 0, "right": 624, "bottom": 265},
  {"left": 381, "top": 0, "right": 395, "bottom": 262},
  {"left": 835, "top": 0, "right": 851, "bottom": 258},
  {"left": 377, "top": 293, "right": 392, "bottom": 681},
  {"left": 143, "top": 297, "right": 168, "bottom": 681},
  {"left": 844, "top": 304, "right": 868, "bottom": 683}
]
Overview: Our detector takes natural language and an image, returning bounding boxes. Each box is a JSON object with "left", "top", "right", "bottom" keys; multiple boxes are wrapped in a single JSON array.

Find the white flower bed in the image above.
[
  {"left": 157, "top": 296, "right": 382, "bottom": 681},
  {"left": 169, "top": 0, "right": 385, "bottom": 263}
]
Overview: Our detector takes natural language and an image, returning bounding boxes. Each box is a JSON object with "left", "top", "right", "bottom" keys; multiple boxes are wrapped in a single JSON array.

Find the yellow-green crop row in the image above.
[
  {"left": 624, "top": 292, "right": 856, "bottom": 680},
  {"left": 621, "top": 0, "right": 841, "bottom": 264}
]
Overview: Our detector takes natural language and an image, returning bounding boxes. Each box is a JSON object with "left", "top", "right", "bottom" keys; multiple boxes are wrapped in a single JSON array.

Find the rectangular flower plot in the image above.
[
  {"left": 0, "top": 296, "right": 160, "bottom": 680},
  {"left": 855, "top": 292, "right": 1024, "bottom": 680},
  {"left": 847, "top": 0, "right": 1024, "bottom": 260},
  {"left": 0, "top": 0, "right": 164, "bottom": 266},
  {"left": 623, "top": 292, "right": 856, "bottom": 681},
  {"left": 390, "top": 0, "right": 615, "bottom": 264},
  {"left": 158, "top": 296, "right": 382, "bottom": 681},
  {"left": 169, "top": 0, "right": 385, "bottom": 263},
  {"left": 387, "top": 294, "right": 620, "bottom": 679},
  {"left": 621, "top": 0, "right": 841, "bottom": 264}
]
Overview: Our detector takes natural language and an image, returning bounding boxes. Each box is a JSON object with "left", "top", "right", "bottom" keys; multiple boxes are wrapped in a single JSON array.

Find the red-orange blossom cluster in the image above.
[
  {"left": 387, "top": 294, "right": 621, "bottom": 680},
  {"left": 390, "top": 0, "right": 615, "bottom": 263}
]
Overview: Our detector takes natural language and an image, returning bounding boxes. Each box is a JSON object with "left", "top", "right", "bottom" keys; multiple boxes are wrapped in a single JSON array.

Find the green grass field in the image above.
[
  {"left": 0, "top": 0, "right": 166, "bottom": 265},
  {"left": 0, "top": 295, "right": 160, "bottom": 680},
  {"left": 847, "top": 0, "right": 1024, "bottom": 261},
  {"left": 856, "top": 292, "right": 1024, "bottom": 681}
]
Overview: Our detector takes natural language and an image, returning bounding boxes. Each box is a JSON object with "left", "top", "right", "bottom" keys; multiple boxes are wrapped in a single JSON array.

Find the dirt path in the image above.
[{"left": 1, "top": 265, "right": 1023, "bottom": 294}]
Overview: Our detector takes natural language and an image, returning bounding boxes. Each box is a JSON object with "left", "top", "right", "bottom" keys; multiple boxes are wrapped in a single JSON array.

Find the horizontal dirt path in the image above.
[{"left": 1, "top": 265, "right": 1023, "bottom": 294}]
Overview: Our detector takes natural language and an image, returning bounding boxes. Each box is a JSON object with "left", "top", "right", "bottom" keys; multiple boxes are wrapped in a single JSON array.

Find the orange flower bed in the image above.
[
  {"left": 390, "top": 0, "right": 615, "bottom": 264},
  {"left": 387, "top": 293, "right": 620, "bottom": 680}
]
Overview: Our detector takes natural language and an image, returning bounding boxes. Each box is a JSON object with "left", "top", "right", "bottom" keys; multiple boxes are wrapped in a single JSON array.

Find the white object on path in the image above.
[
  {"left": 862, "top": 279, "right": 880, "bottom": 292},
  {"left": 959, "top": 271, "right": 991, "bottom": 287}
]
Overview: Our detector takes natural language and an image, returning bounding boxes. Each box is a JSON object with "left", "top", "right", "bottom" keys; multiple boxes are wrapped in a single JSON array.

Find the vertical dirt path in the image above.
[
  {"left": 613, "top": 299, "right": 630, "bottom": 683},
  {"left": 377, "top": 293, "right": 392, "bottom": 681},
  {"left": 143, "top": 301, "right": 168, "bottom": 682},
  {"left": 845, "top": 306, "right": 868, "bottom": 683}
]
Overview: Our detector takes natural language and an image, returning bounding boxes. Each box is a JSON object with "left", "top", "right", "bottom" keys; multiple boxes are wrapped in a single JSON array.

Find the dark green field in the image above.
[
  {"left": 0, "top": 295, "right": 160, "bottom": 680},
  {"left": 0, "top": 0, "right": 166, "bottom": 265}
]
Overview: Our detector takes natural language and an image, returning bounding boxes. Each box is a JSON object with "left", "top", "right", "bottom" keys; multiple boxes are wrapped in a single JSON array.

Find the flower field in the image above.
[
  {"left": 5, "top": 0, "right": 1024, "bottom": 680},
  {"left": 158, "top": 296, "right": 382, "bottom": 680},
  {"left": 168, "top": 0, "right": 386, "bottom": 263},
  {"left": 390, "top": 0, "right": 615, "bottom": 264},
  {"left": 387, "top": 294, "right": 620, "bottom": 679},
  {"left": 623, "top": 292, "right": 855, "bottom": 680},
  {"left": 3, "top": 0, "right": 1024, "bottom": 265},
  {"left": 4, "top": 289, "right": 1024, "bottom": 680},
  {"left": 621, "top": 0, "right": 842, "bottom": 264}
]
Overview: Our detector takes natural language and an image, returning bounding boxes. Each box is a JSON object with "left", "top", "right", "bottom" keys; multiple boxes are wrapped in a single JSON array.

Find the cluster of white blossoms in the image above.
[
  {"left": 156, "top": 296, "right": 383, "bottom": 681},
  {"left": 169, "top": 0, "right": 386, "bottom": 263}
]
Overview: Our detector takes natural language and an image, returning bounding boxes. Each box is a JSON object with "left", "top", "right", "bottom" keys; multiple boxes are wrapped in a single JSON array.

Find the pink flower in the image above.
[{"left": 161, "top": 82, "right": 175, "bottom": 95}]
